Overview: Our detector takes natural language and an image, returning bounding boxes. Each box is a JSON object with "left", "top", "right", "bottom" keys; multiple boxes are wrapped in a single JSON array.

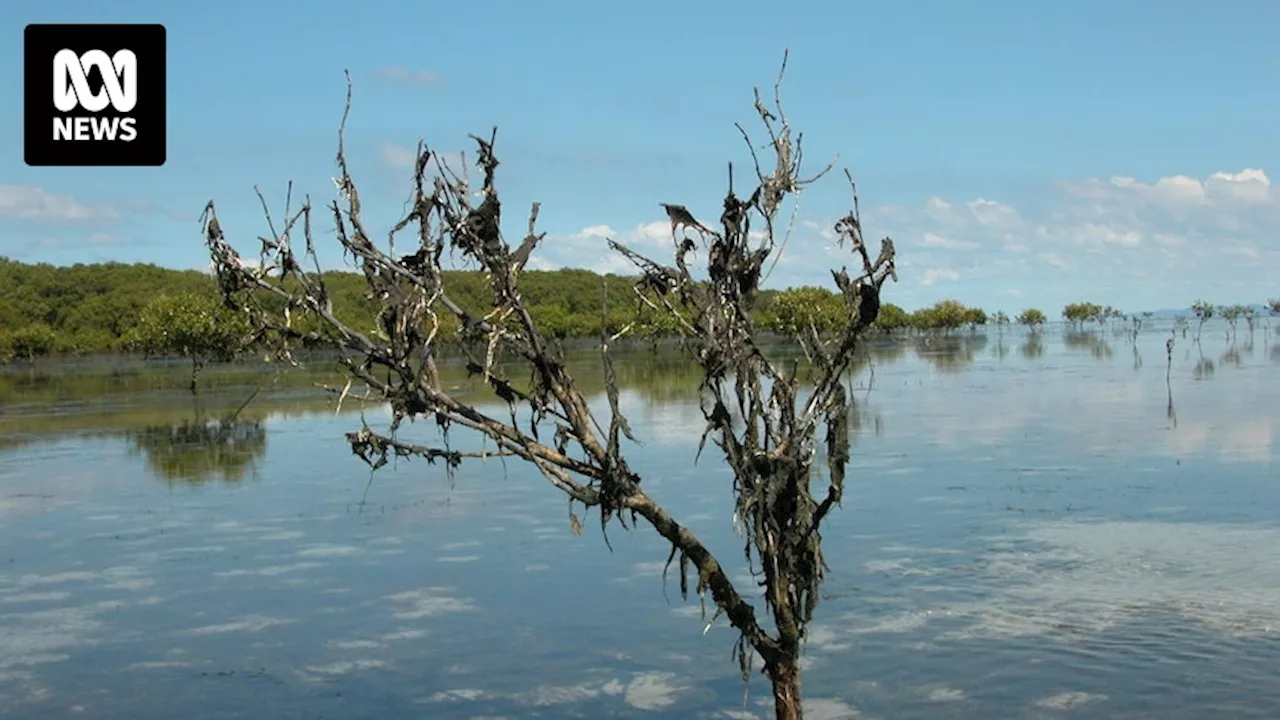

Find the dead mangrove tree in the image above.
[{"left": 201, "top": 56, "right": 896, "bottom": 720}]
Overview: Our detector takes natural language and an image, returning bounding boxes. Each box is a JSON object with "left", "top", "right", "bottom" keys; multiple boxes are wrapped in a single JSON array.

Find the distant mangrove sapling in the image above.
[
  {"left": 1191, "top": 300, "right": 1214, "bottom": 342},
  {"left": 1017, "top": 307, "right": 1046, "bottom": 331},
  {"left": 128, "top": 292, "right": 253, "bottom": 392}
]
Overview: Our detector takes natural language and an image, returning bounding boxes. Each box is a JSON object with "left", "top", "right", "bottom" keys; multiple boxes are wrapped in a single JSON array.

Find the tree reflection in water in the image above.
[
  {"left": 1020, "top": 333, "right": 1045, "bottom": 360},
  {"left": 914, "top": 333, "right": 988, "bottom": 373},
  {"left": 1193, "top": 357, "right": 1216, "bottom": 381},
  {"left": 1063, "top": 330, "right": 1114, "bottom": 360},
  {"left": 128, "top": 415, "right": 267, "bottom": 486}
]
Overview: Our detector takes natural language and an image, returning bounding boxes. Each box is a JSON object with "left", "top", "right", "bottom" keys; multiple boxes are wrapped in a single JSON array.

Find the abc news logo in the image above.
[
  {"left": 24, "top": 24, "right": 166, "bottom": 167},
  {"left": 54, "top": 49, "right": 140, "bottom": 142}
]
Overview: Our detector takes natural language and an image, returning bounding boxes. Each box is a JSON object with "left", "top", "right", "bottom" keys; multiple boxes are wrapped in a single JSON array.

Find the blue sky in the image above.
[{"left": 2, "top": 0, "right": 1278, "bottom": 313}]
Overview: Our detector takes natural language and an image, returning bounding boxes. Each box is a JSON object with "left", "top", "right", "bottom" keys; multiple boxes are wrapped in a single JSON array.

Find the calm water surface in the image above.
[{"left": 1, "top": 323, "right": 1277, "bottom": 719}]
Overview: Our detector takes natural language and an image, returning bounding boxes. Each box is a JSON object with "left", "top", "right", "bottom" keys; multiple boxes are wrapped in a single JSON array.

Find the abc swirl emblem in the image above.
[{"left": 24, "top": 24, "right": 166, "bottom": 167}]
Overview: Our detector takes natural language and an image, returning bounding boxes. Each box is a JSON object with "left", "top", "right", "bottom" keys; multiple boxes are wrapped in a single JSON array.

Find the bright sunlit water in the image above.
[{"left": 1, "top": 321, "right": 1277, "bottom": 719}]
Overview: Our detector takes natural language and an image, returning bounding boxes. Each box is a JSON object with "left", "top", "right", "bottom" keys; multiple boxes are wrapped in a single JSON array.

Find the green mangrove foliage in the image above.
[
  {"left": 0, "top": 323, "right": 58, "bottom": 361},
  {"left": 1062, "top": 302, "right": 1135, "bottom": 328},
  {"left": 761, "top": 287, "right": 990, "bottom": 335},
  {"left": 0, "top": 257, "right": 776, "bottom": 356},
  {"left": 874, "top": 302, "right": 911, "bottom": 331},
  {"left": 2, "top": 255, "right": 1016, "bottom": 362},
  {"left": 127, "top": 292, "right": 254, "bottom": 390},
  {"left": 910, "top": 299, "right": 979, "bottom": 333},
  {"left": 1016, "top": 308, "right": 1047, "bottom": 330},
  {"left": 1219, "top": 303, "right": 1250, "bottom": 337},
  {"left": 2, "top": 256, "right": 1272, "bottom": 363},
  {"left": 0, "top": 257, "right": 216, "bottom": 355},
  {"left": 1191, "top": 299, "right": 1215, "bottom": 340}
]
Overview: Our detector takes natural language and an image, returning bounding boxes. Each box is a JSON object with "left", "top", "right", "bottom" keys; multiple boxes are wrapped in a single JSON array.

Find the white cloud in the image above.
[
  {"left": 923, "top": 197, "right": 962, "bottom": 225},
  {"left": 376, "top": 66, "right": 441, "bottom": 86},
  {"left": 1066, "top": 168, "right": 1273, "bottom": 210},
  {"left": 856, "top": 167, "right": 1280, "bottom": 310},
  {"left": 921, "top": 268, "right": 959, "bottom": 285},
  {"left": 800, "top": 219, "right": 837, "bottom": 241},
  {"left": 504, "top": 166, "right": 1279, "bottom": 311},
  {"left": 1207, "top": 169, "right": 1272, "bottom": 204},
  {"left": 1074, "top": 223, "right": 1142, "bottom": 249},
  {"left": 1040, "top": 253, "right": 1068, "bottom": 270},
  {"left": 0, "top": 186, "right": 118, "bottom": 222},
  {"left": 528, "top": 219, "right": 782, "bottom": 280},
  {"left": 922, "top": 232, "right": 976, "bottom": 250},
  {"left": 967, "top": 198, "right": 1022, "bottom": 228},
  {"left": 533, "top": 220, "right": 676, "bottom": 275}
]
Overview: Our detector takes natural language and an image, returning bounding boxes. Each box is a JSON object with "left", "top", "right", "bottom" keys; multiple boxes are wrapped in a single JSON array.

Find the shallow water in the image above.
[{"left": 0, "top": 322, "right": 1277, "bottom": 719}]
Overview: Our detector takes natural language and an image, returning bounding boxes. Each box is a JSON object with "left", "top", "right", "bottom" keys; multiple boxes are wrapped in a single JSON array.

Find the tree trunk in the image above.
[{"left": 769, "top": 656, "right": 803, "bottom": 720}]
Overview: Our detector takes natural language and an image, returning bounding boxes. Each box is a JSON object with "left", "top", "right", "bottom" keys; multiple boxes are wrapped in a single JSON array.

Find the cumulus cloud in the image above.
[
  {"left": 376, "top": 66, "right": 441, "bottom": 87},
  {"left": 855, "top": 167, "right": 1280, "bottom": 310},
  {"left": 480, "top": 167, "right": 1277, "bottom": 311},
  {"left": 921, "top": 268, "right": 960, "bottom": 285},
  {"left": 531, "top": 220, "right": 674, "bottom": 275},
  {"left": 1062, "top": 168, "right": 1273, "bottom": 208},
  {"left": 527, "top": 217, "right": 783, "bottom": 286},
  {"left": 922, "top": 232, "right": 977, "bottom": 250},
  {"left": 800, "top": 219, "right": 837, "bottom": 242},
  {"left": 0, "top": 185, "right": 118, "bottom": 222}
]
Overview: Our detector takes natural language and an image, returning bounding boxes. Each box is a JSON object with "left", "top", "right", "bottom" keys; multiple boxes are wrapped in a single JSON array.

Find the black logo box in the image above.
[{"left": 24, "top": 24, "right": 166, "bottom": 167}]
